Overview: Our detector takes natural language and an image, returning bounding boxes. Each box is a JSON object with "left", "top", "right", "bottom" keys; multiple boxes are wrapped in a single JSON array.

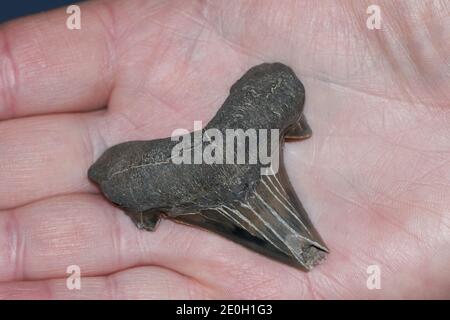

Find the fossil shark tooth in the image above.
[{"left": 88, "top": 62, "right": 328, "bottom": 271}]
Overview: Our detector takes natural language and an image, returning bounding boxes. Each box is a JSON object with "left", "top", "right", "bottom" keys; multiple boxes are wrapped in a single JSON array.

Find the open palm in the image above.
[{"left": 0, "top": 0, "right": 448, "bottom": 299}]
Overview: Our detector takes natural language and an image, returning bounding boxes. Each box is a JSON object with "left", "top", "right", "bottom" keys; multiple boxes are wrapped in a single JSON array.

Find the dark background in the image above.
[{"left": 0, "top": 0, "right": 83, "bottom": 23}]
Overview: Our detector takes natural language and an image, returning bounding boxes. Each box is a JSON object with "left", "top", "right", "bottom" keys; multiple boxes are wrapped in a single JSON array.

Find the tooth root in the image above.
[
  {"left": 126, "top": 210, "right": 161, "bottom": 231},
  {"left": 285, "top": 114, "right": 312, "bottom": 140}
]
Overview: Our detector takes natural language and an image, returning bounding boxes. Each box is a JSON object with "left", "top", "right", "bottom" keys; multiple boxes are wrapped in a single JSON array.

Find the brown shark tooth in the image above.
[{"left": 88, "top": 62, "right": 328, "bottom": 271}]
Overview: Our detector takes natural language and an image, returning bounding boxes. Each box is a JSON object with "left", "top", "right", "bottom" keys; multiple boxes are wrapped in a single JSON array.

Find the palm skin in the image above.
[{"left": 0, "top": 0, "right": 448, "bottom": 299}]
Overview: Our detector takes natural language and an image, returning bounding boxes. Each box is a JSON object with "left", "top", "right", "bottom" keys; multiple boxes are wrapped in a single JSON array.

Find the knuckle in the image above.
[
  {"left": 0, "top": 209, "right": 23, "bottom": 281},
  {"left": 0, "top": 27, "right": 18, "bottom": 119}
]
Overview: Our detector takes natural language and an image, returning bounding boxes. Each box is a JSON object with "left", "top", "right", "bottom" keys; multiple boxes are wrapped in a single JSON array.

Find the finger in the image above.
[
  {"left": 0, "top": 193, "right": 321, "bottom": 299},
  {"left": 3, "top": 192, "right": 446, "bottom": 299},
  {"left": 0, "top": 193, "right": 272, "bottom": 281},
  {"left": 0, "top": 112, "right": 106, "bottom": 209},
  {"left": 0, "top": 266, "right": 212, "bottom": 299},
  {"left": 0, "top": 0, "right": 115, "bottom": 120}
]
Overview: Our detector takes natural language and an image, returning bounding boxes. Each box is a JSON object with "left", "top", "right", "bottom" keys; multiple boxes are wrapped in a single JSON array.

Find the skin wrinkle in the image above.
[
  {"left": 212, "top": 259, "right": 280, "bottom": 299},
  {"left": 201, "top": 2, "right": 269, "bottom": 61},
  {"left": 376, "top": 31, "right": 424, "bottom": 108},
  {"left": 12, "top": 208, "right": 25, "bottom": 281},
  {"left": 120, "top": 265, "right": 212, "bottom": 299},
  {"left": 0, "top": 265, "right": 214, "bottom": 299},
  {"left": 83, "top": 112, "right": 109, "bottom": 165},
  {"left": 216, "top": 3, "right": 357, "bottom": 94},
  {"left": 80, "top": 118, "right": 97, "bottom": 176},
  {"left": 412, "top": 2, "right": 449, "bottom": 80},
  {"left": 375, "top": 3, "right": 449, "bottom": 109},
  {"left": 317, "top": 169, "right": 422, "bottom": 261},
  {"left": 364, "top": 146, "right": 397, "bottom": 194},
  {"left": 182, "top": 17, "right": 207, "bottom": 67},
  {"left": 0, "top": 280, "right": 53, "bottom": 300},
  {"left": 386, "top": 199, "right": 443, "bottom": 244},
  {"left": 232, "top": 276, "right": 279, "bottom": 299},
  {"left": 347, "top": 2, "right": 446, "bottom": 106},
  {"left": 420, "top": 4, "right": 449, "bottom": 68},
  {"left": 15, "top": 3, "right": 125, "bottom": 116},
  {"left": 366, "top": 175, "right": 436, "bottom": 242},
  {"left": 68, "top": 7, "right": 115, "bottom": 108},
  {"left": 0, "top": 112, "right": 110, "bottom": 210},
  {"left": 354, "top": 126, "right": 448, "bottom": 196},
  {"left": 124, "top": 1, "right": 173, "bottom": 43},
  {"left": 388, "top": 5, "right": 445, "bottom": 104},
  {"left": 423, "top": 2, "right": 450, "bottom": 65},
  {"left": 151, "top": 19, "right": 211, "bottom": 44},
  {"left": 343, "top": 1, "right": 443, "bottom": 108},
  {"left": 93, "top": 1, "right": 119, "bottom": 109},
  {"left": 110, "top": 204, "right": 124, "bottom": 273},
  {"left": 111, "top": 70, "right": 179, "bottom": 130},
  {"left": 0, "top": 26, "right": 18, "bottom": 119},
  {"left": 323, "top": 187, "right": 368, "bottom": 212},
  {"left": 284, "top": 266, "right": 322, "bottom": 299},
  {"left": 229, "top": 5, "right": 414, "bottom": 106},
  {"left": 373, "top": 187, "right": 445, "bottom": 222},
  {"left": 138, "top": 84, "right": 181, "bottom": 114},
  {"left": 303, "top": 74, "right": 432, "bottom": 108},
  {"left": 329, "top": 242, "right": 390, "bottom": 283},
  {"left": 367, "top": 127, "right": 448, "bottom": 162},
  {"left": 106, "top": 271, "right": 118, "bottom": 300},
  {"left": 368, "top": 154, "right": 450, "bottom": 213},
  {"left": 362, "top": 219, "right": 420, "bottom": 275},
  {"left": 303, "top": 272, "right": 320, "bottom": 300},
  {"left": 369, "top": 203, "right": 423, "bottom": 244},
  {"left": 3, "top": 207, "right": 23, "bottom": 281},
  {"left": 313, "top": 262, "right": 355, "bottom": 299}
]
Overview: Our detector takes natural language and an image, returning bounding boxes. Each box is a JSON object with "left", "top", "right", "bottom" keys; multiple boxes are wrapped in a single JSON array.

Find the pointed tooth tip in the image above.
[
  {"left": 312, "top": 238, "right": 329, "bottom": 253},
  {"left": 303, "top": 227, "right": 329, "bottom": 254},
  {"left": 294, "top": 236, "right": 329, "bottom": 271},
  {"left": 301, "top": 244, "right": 329, "bottom": 271}
]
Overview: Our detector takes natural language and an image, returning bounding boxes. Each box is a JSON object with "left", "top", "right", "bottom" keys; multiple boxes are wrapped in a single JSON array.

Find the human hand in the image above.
[{"left": 0, "top": 0, "right": 448, "bottom": 299}]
